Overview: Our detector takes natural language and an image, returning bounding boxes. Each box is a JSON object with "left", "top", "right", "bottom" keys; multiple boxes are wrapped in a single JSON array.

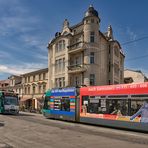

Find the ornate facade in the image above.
[{"left": 48, "top": 5, "right": 125, "bottom": 88}]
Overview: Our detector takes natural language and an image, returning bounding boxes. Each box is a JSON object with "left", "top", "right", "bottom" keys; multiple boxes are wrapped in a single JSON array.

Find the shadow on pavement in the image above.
[{"left": 18, "top": 113, "right": 35, "bottom": 116}]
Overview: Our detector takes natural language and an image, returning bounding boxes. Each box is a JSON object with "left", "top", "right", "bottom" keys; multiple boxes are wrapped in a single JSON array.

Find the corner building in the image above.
[{"left": 48, "top": 5, "right": 125, "bottom": 88}]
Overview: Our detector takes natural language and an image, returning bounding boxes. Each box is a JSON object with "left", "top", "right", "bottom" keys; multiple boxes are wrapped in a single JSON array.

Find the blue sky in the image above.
[{"left": 0, "top": 0, "right": 148, "bottom": 80}]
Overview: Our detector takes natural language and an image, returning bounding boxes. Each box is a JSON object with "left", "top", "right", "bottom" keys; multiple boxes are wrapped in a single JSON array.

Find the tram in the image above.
[
  {"left": 42, "top": 82, "right": 148, "bottom": 132},
  {"left": 0, "top": 90, "right": 19, "bottom": 114}
]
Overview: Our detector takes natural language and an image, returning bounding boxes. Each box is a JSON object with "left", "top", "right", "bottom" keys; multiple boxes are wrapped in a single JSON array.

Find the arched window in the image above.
[{"left": 55, "top": 40, "right": 65, "bottom": 52}]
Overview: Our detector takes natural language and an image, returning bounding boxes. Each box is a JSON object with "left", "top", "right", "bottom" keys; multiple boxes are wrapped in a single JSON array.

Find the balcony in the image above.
[
  {"left": 67, "top": 64, "right": 87, "bottom": 74},
  {"left": 68, "top": 41, "right": 84, "bottom": 54}
]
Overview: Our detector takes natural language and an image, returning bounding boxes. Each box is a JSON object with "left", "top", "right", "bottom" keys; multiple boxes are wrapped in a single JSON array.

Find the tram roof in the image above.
[{"left": 80, "top": 82, "right": 148, "bottom": 96}]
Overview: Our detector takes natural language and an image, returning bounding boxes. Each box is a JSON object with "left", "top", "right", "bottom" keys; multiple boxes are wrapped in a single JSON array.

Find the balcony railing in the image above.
[
  {"left": 67, "top": 64, "right": 86, "bottom": 73},
  {"left": 67, "top": 41, "right": 84, "bottom": 53}
]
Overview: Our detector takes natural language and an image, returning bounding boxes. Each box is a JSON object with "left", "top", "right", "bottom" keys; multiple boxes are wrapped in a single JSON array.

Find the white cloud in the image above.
[{"left": 0, "top": 63, "right": 47, "bottom": 76}]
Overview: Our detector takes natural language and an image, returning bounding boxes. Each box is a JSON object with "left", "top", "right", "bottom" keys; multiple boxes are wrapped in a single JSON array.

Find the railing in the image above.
[
  {"left": 67, "top": 64, "right": 86, "bottom": 73},
  {"left": 68, "top": 41, "right": 84, "bottom": 52}
]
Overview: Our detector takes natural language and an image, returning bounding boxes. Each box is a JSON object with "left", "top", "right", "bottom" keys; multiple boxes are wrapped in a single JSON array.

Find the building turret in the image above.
[
  {"left": 83, "top": 5, "right": 101, "bottom": 86},
  {"left": 83, "top": 5, "right": 100, "bottom": 43}
]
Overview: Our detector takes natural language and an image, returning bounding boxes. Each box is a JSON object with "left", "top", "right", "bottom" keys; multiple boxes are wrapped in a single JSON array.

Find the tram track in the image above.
[{"left": 6, "top": 112, "right": 148, "bottom": 145}]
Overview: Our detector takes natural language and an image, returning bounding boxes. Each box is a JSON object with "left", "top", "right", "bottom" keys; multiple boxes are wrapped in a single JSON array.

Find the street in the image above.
[{"left": 0, "top": 112, "right": 148, "bottom": 148}]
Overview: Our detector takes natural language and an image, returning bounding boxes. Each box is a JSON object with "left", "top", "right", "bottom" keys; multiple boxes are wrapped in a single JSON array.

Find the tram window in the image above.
[
  {"left": 43, "top": 97, "right": 50, "bottom": 109},
  {"left": 87, "top": 96, "right": 99, "bottom": 114},
  {"left": 130, "top": 99, "right": 144, "bottom": 115},
  {"left": 82, "top": 96, "right": 89, "bottom": 104},
  {"left": 82, "top": 96, "right": 89, "bottom": 108},
  {"left": 61, "top": 97, "right": 70, "bottom": 112},
  {"left": 107, "top": 99, "right": 128, "bottom": 116}
]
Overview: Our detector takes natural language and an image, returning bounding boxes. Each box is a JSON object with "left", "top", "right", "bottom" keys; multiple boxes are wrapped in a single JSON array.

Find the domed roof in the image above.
[{"left": 85, "top": 5, "right": 98, "bottom": 18}]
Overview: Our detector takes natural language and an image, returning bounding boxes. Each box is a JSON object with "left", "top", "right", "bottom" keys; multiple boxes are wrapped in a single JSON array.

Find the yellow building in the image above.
[{"left": 21, "top": 68, "right": 48, "bottom": 112}]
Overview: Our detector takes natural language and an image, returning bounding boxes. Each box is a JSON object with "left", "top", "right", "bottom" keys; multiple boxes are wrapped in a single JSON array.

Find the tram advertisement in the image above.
[{"left": 80, "top": 83, "right": 148, "bottom": 124}]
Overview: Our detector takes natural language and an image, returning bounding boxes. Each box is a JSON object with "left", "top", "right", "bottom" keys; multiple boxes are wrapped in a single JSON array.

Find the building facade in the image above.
[
  {"left": 124, "top": 69, "right": 148, "bottom": 83},
  {"left": 21, "top": 68, "right": 48, "bottom": 111},
  {"left": 48, "top": 5, "right": 125, "bottom": 88},
  {"left": 8, "top": 75, "right": 23, "bottom": 98}
]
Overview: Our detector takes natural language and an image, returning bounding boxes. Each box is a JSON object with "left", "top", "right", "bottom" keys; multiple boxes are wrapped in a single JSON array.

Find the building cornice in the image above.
[{"left": 21, "top": 68, "right": 48, "bottom": 77}]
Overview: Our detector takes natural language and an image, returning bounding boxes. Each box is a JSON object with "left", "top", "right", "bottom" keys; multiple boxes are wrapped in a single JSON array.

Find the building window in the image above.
[
  {"left": 75, "top": 76, "right": 80, "bottom": 86},
  {"left": 19, "top": 88, "right": 21, "bottom": 94},
  {"left": 120, "top": 71, "right": 123, "bottom": 80},
  {"left": 114, "top": 63, "right": 119, "bottom": 76},
  {"left": 43, "top": 73, "right": 46, "bottom": 80},
  {"left": 55, "top": 58, "right": 65, "bottom": 73},
  {"left": 59, "top": 78, "right": 62, "bottom": 87},
  {"left": 33, "top": 75, "right": 35, "bottom": 82},
  {"left": 28, "top": 87, "right": 30, "bottom": 94},
  {"left": 25, "top": 77, "right": 27, "bottom": 83},
  {"left": 55, "top": 40, "right": 65, "bottom": 52},
  {"left": 25, "top": 87, "right": 27, "bottom": 94},
  {"left": 109, "top": 48, "right": 111, "bottom": 54},
  {"left": 39, "top": 74, "right": 41, "bottom": 80},
  {"left": 90, "top": 32, "right": 95, "bottom": 43},
  {"left": 63, "top": 77, "right": 65, "bottom": 87},
  {"left": 33, "top": 86, "right": 36, "bottom": 94},
  {"left": 108, "top": 80, "right": 111, "bottom": 85},
  {"left": 91, "top": 19, "right": 94, "bottom": 23},
  {"left": 43, "top": 84, "right": 46, "bottom": 93},
  {"left": 38, "top": 85, "right": 41, "bottom": 94},
  {"left": 62, "top": 58, "right": 65, "bottom": 71},
  {"left": 28, "top": 77, "right": 30, "bottom": 83},
  {"left": 75, "top": 57, "right": 79, "bottom": 65},
  {"left": 55, "top": 78, "right": 58, "bottom": 87},
  {"left": 59, "top": 59, "right": 62, "bottom": 72},
  {"left": 55, "top": 77, "right": 65, "bottom": 88},
  {"left": 90, "top": 52, "right": 95, "bottom": 64},
  {"left": 55, "top": 60, "right": 58, "bottom": 72},
  {"left": 73, "top": 30, "right": 76, "bottom": 34},
  {"left": 109, "top": 62, "right": 111, "bottom": 72},
  {"left": 90, "top": 74, "right": 95, "bottom": 85},
  {"left": 59, "top": 40, "right": 62, "bottom": 51}
]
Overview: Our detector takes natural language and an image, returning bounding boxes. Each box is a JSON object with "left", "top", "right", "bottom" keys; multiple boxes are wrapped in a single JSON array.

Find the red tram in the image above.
[{"left": 80, "top": 82, "right": 148, "bottom": 131}]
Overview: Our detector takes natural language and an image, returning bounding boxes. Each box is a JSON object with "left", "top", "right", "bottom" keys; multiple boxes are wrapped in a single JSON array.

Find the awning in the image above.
[{"left": 20, "top": 97, "right": 32, "bottom": 102}]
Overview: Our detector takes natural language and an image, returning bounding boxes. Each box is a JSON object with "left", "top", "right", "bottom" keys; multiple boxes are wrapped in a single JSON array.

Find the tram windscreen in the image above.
[{"left": 4, "top": 96, "right": 19, "bottom": 105}]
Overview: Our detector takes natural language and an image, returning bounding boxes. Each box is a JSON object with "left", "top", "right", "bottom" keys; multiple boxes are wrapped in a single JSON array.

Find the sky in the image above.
[{"left": 0, "top": 0, "right": 148, "bottom": 80}]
